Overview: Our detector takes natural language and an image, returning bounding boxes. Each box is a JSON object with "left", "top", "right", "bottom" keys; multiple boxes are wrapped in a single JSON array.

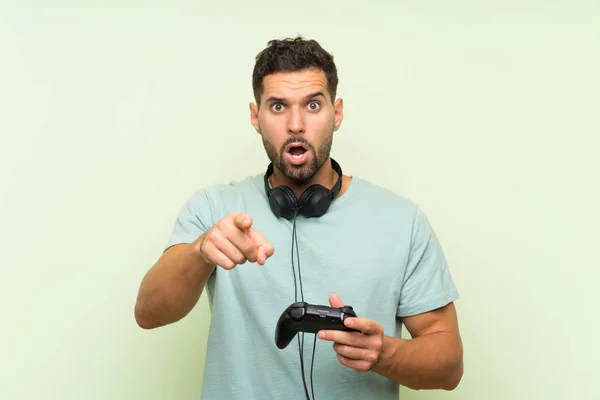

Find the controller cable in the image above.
[{"left": 291, "top": 210, "right": 318, "bottom": 400}]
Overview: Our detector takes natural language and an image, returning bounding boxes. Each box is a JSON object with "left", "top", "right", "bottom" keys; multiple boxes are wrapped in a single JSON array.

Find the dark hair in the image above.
[{"left": 252, "top": 36, "right": 338, "bottom": 105}]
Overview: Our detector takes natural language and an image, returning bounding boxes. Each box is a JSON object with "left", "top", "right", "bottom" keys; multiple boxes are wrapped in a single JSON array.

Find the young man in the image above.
[{"left": 135, "top": 36, "right": 463, "bottom": 399}]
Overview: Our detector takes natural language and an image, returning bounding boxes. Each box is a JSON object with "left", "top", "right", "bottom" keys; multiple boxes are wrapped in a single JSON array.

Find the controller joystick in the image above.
[{"left": 275, "top": 302, "right": 359, "bottom": 349}]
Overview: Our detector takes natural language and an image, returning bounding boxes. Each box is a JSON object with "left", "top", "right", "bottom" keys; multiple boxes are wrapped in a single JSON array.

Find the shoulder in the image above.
[
  {"left": 345, "top": 177, "right": 445, "bottom": 245},
  {"left": 183, "top": 173, "right": 265, "bottom": 219},
  {"left": 200, "top": 173, "right": 264, "bottom": 200},
  {"left": 354, "top": 179, "right": 443, "bottom": 247},
  {"left": 348, "top": 176, "right": 420, "bottom": 218}
]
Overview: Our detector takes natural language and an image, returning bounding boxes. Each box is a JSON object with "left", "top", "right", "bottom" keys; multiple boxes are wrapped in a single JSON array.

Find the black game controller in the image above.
[{"left": 275, "top": 301, "right": 360, "bottom": 349}]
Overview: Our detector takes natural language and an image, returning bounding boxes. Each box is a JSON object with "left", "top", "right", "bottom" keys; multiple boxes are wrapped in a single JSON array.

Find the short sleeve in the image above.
[
  {"left": 397, "top": 207, "right": 459, "bottom": 317},
  {"left": 163, "top": 189, "right": 215, "bottom": 252}
]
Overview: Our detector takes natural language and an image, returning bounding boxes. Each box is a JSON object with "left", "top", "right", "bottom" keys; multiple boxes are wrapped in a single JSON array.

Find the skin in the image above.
[{"left": 136, "top": 66, "right": 463, "bottom": 390}]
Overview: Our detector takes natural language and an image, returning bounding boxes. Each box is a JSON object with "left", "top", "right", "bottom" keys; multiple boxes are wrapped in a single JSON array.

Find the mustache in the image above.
[{"left": 280, "top": 137, "right": 315, "bottom": 152}]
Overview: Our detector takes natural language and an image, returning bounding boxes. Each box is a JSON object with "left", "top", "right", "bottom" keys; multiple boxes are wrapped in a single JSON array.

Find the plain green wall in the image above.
[{"left": 1, "top": 1, "right": 598, "bottom": 399}]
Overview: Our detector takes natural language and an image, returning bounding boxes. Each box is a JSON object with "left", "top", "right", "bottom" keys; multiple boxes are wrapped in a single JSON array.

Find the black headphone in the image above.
[{"left": 264, "top": 158, "right": 343, "bottom": 219}]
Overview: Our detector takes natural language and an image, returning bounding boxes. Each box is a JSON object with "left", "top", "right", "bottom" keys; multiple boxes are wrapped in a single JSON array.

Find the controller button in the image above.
[{"left": 291, "top": 308, "right": 304, "bottom": 320}]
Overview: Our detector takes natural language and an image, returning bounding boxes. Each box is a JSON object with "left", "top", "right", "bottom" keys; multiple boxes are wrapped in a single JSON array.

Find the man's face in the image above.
[{"left": 250, "top": 68, "right": 344, "bottom": 184}]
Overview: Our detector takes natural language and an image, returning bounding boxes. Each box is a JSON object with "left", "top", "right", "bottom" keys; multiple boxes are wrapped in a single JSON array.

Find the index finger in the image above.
[
  {"left": 247, "top": 228, "right": 274, "bottom": 264},
  {"left": 344, "top": 317, "right": 381, "bottom": 335},
  {"left": 317, "top": 329, "right": 373, "bottom": 349},
  {"left": 247, "top": 227, "right": 273, "bottom": 248}
]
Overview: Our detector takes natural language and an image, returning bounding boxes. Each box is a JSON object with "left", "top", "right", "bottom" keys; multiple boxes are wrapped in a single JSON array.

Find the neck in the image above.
[{"left": 271, "top": 159, "right": 338, "bottom": 200}]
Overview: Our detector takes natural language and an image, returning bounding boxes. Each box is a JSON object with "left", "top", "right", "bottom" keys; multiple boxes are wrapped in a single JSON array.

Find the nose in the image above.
[{"left": 287, "top": 107, "right": 305, "bottom": 135}]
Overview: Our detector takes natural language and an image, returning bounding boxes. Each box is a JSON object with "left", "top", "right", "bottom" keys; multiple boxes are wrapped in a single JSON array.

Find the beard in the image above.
[{"left": 261, "top": 132, "right": 333, "bottom": 185}]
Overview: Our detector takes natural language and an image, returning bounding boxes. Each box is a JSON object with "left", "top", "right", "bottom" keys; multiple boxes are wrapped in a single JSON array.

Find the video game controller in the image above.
[{"left": 275, "top": 301, "right": 360, "bottom": 349}]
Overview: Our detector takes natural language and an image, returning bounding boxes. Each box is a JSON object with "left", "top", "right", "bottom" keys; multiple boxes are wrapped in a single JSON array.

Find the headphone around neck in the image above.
[{"left": 264, "top": 158, "right": 343, "bottom": 219}]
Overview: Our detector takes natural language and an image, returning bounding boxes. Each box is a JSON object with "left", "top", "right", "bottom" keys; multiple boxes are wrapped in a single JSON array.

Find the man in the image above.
[{"left": 135, "top": 36, "right": 463, "bottom": 399}]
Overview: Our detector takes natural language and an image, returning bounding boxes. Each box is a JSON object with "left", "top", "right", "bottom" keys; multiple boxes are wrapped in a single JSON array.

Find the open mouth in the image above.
[{"left": 285, "top": 143, "right": 309, "bottom": 164}]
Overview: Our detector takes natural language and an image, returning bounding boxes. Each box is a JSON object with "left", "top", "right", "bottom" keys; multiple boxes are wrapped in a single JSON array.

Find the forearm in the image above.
[
  {"left": 134, "top": 238, "right": 215, "bottom": 329},
  {"left": 371, "top": 332, "right": 463, "bottom": 390}
]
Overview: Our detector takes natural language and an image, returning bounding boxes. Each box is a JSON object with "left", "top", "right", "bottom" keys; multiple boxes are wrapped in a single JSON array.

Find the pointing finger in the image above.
[
  {"left": 247, "top": 228, "right": 274, "bottom": 265},
  {"left": 256, "top": 243, "right": 275, "bottom": 265},
  {"left": 247, "top": 225, "right": 265, "bottom": 242},
  {"left": 247, "top": 227, "right": 273, "bottom": 249}
]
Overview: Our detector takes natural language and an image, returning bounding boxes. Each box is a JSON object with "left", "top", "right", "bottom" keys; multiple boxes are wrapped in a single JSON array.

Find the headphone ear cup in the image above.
[
  {"left": 269, "top": 186, "right": 298, "bottom": 219},
  {"left": 298, "top": 184, "right": 331, "bottom": 218}
]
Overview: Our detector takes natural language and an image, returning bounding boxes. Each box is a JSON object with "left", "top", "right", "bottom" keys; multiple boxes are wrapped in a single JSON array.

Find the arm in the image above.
[
  {"left": 371, "top": 302, "right": 463, "bottom": 390},
  {"left": 134, "top": 234, "right": 215, "bottom": 329},
  {"left": 319, "top": 295, "right": 463, "bottom": 391},
  {"left": 134, "top": 212, "right": 274, "bottom": 329}
]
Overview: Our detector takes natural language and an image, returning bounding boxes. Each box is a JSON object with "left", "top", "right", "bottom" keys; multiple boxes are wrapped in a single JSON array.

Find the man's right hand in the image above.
[{"left": 195, "top": 212, "right": 275, "bottom": 270}]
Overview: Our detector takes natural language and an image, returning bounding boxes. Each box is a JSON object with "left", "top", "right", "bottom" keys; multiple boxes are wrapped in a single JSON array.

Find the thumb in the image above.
[
  {"left": 329, "top": 294, "right": 345, "bottom": 308},
  {"left": 234, "top": 213, "right": 253, "bottom": 231}
]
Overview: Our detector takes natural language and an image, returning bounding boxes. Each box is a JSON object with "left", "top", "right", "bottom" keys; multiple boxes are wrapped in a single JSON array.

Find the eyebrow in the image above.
[{"left": 264, "top": 91, "right": 326, "bottom": 104}]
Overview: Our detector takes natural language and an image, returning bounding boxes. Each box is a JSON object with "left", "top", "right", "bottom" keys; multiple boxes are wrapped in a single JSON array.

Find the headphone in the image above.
[{"left": 264, "top": 158, "right": 343, "bottom": 219}]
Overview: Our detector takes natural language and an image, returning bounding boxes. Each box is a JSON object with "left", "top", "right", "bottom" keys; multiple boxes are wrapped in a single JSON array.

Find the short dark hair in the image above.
[{"left": 252, "top": 36, "right": 338, "bottom": 105}]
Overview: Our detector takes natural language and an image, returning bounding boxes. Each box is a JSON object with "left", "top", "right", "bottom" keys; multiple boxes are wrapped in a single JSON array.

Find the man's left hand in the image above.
[{"left": 317, "top": 294, "right": 385, "bottom": 372}]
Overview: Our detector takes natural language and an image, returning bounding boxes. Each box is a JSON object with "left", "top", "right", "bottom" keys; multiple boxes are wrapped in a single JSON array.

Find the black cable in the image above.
[
  {"left": 296, "top": 219, "right": 317, "bottom": 400},
  {"left": 294, "top": 214, "right": 304, "bottom": 303},
  {"left": 310, "top": 333, "right": 318, "bottom": 400},
  {"left": 292, "top": 211, "right": 311, "bottom": 400},
  {"left": 291, "top": 212, "right": 299, "bottom": 304}
]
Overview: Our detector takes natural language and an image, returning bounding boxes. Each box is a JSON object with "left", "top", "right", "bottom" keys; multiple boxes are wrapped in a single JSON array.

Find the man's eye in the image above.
[
  {"left": 272, "top": 104, "right": 284, "bottom": 112},
  {"left": 308, "top": 102, "right": 320, "bottom": 110}
]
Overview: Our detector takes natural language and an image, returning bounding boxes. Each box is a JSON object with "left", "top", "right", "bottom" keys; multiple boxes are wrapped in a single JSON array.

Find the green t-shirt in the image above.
[{"left": 165, "top": 173, "right": 459, "bottom": 399}]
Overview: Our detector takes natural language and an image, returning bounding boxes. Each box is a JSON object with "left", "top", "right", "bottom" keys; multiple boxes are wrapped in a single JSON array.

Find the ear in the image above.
[
  {"left": 333, "top": 98, "right": 344, "bottom": 132},
  {"left": 249, "top": 102, "right": 261, "bottom": 134}
]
